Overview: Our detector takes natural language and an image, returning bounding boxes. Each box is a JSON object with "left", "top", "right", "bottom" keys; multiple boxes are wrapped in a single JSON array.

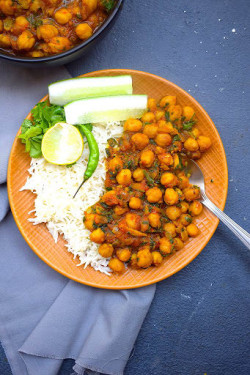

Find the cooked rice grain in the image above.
[{"left": 21, "top": 122, "right": 123, "bottom": 275}]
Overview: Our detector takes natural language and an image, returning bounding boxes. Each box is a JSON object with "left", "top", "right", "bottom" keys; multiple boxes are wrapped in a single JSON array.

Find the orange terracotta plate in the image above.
[{"left": 7, "top": 69, "right": 228, "bottom": 289}]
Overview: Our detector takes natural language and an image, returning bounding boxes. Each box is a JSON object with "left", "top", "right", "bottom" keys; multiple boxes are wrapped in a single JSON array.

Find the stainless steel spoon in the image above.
[{"left": 188, "top": 160, "right": 250, "bottom": 249}]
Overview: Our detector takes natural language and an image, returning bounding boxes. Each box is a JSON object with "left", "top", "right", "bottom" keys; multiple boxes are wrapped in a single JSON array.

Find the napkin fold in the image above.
[{"left": 0, "top": 61, "right": 156, "bottom": 375}]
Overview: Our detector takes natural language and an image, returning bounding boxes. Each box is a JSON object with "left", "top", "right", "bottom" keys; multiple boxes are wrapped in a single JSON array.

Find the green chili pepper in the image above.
[{"left": 73, "top": 124, "right": 99, "bottom": 198}]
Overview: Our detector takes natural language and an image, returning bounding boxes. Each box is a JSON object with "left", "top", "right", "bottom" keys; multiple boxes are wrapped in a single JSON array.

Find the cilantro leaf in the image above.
[
  {"left": 19, "top": 126, "right": 43, "bottom": 141},
  {"left": 173, "top": 134, "right": 181, "bottom": 142},
  {"left": 101, "top": 0, "right": 115, "bottom": 12},
  {"left": 165, "top": 111, "right": 170, "bottom": 122},
  {"left": 182, "top": 114, "right": 196, "bottom": 130},
  {"left": 19, "top": 100, "right": 65, "bottom": 158},
  {"left": 29, "top": 135, "right": 43, "bottom": 158},
  {"left": 31, "top": 101, "right": 65, "bottom": 130},
  {"left": 182, "top": 120, "right": 196, "bottom": 130}
]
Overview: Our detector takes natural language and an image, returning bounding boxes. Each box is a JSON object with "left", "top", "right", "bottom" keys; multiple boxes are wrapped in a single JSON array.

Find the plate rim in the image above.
[{"left": 7, "top": 68, "right": 228, "bottom": 289}]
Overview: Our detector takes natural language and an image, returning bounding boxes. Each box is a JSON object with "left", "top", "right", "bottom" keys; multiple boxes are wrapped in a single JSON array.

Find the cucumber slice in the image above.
[
  {"left": 64, "top": 95, "right": 148, "bottom": 124},
  {"left": 49, "top": 75, "right": 133, "bottom": 106}
]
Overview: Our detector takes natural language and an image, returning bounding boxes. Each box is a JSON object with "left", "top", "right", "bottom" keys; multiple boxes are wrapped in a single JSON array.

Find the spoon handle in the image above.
[{"left": 202, "top": 197, "right": 250, "bottom": 250}]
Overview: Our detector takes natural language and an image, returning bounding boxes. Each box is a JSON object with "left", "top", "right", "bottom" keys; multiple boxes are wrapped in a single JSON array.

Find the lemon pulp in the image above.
[{"left": 41, "top": 122, "right": 83, "bottom": 165}]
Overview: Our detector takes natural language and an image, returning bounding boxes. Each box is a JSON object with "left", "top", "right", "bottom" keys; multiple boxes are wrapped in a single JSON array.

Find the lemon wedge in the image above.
[{"left": 41, "top": 122, "right": 83, "bottom": 165}]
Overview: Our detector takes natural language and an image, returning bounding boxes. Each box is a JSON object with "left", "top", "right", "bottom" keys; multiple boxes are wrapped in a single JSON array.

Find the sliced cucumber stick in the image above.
[
  {"left": 49, "top": 75, "right": 133, "bottom": 106},
  {"left": 64, "top": 95, "right": 148, "bottom": 124}
]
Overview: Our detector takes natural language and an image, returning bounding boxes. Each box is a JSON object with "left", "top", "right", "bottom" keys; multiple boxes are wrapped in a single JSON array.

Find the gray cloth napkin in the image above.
[{"left": 0, "top": 61, "right": 156, "bottom": 375}]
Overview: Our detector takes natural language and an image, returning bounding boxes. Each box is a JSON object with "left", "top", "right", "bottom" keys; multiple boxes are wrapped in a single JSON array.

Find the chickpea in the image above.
[
  {"left": 171, "top": 140, "right": 182, "bottom": 153},
  {"left": 189, "top": 201, "right": 203, "bottom": 216},
  {"left": 18, "top": 0, "right": 31, "bottom": 9},
  {"left": 0, "top": 0, "right": 15, "bottom": 16},
  {"left": 173, "top": 237, "right": 184, "bottom": 251},
  {"left": 173, "top": 154, "right": 181, "bottom": 169},
  {"left": 94, "top": 214, "right": 108, "bottom": 225},
  {"left": 140, "top": 149, "right": 155, "bottom": 168},
  {"left": 178, "top": 174, "right": 190, "bottom": 189},
  {"left": 109, "top": 258, "right": 125, "bottom": 273},
  {"left": 146, "top": 187, "right": 163, "bottom": 203},
  {"left": 197, "top": 136, "right": 212, "bottom": 151},
  {"left": 82, "top": 0, "right": 97, "bottom": 13},
  {"left": 130, "top": 253, "right": 138, "bottom": 268},
  {"left": 141, "top": 218, "right": 149, "bottom": 232},
  {"left": 54, "top": 8, "right": 72, "bottom": 25},
  {"left": 155, "top": 133, "right": 172, "bottom": 147},
  {"left": 142, "top": 111, "right": 155, "bottom": 123},
  {"left": 131, "top": 133, "right": 149, "bottom": 150},
  {"left": 3, "top": 17, "right": 13, "bottom": 31},
  {"left": 0, "top": 34, "right": 11, "bottom": 47},
  {"left": 0, "top": 20, "right": 3, "bottom": 33},
  {"left": 48, "top": 37, "right": 71, "bottom": 53},
  {"left": 163, "top": 223, "right": 176, "bottom": 237},
  {"left": 17, "top": 31, "right": 35, "bottom": 50},
  {"left": 114, "top": 206, "right": 128, "bottom": 216},
  {"left": 183, "top": 106, "right": 195, "bottom": 120},
  {"left": 175, "top": 187, "right": 184, "bottom": 200},
  {"left": 180, "top": 214, "right": 192, "bottom": 226},
  {"left": 168, "top": 105, "right": 182, "bottom": 121},
  {"left": 191, "top": 127, "right": 200, "bottom": 139},
  {"left": 137, "top": 249, "right": 153, "bottom": 268},
  {"left": 187, "top": 223, "right": 200, "bottom": 237},
  {"left": 157, "top": 120, "right": 174, "bottom": 134},
  {"left": 102, "top": 190, "right": 119, "bottom": 206},
  {"left": 125, "top": 213, "right": 140, "bottom": 230},
  {"left": 124, "top": 118, "right": 143, "bottom": 132},
  {"left": 75, "top": 23, "right": 93, "bottom": 40},
  {"left": 148, "top": 212, "right": 161, "bottom": 228},
  {"left": 180, "top": 227, "right": 188, "bottom": 241},
  {"left": 155, "top": 146, "right": 165, "bottom": 155},
  {"left": 90, "top": 228, "right": 105, "bottom": 244},
  {"left": 191, "top": 150, "right": 201, "bottom": 160},
  {"left": 37, "top": 25, "right": 58, "bottom": 40},
  {"left": 88, "top": 12, "right": 98, "bottom": 28},
  {"left": 129, "top": 197, "right": 142, "bottom": 210},
  {"left": 30, "top": 0, "right": 41, "bottom": 12},
  {"left": 116, "top": 169, "right": 132, "bottom": 186},
  {"left": 155, "top": 110, "right": 165, "bottom": 121},
  {"left": 109, "top": 156, "right": 123, "bottom": 173},
  {"left": 147, "top": 98, "right": 157, "bottom": 111},
  {"left": 12, "top": 16, "right": 29, "bottom": 35},
  {"left": 179, "top": 201, "right": 189, "bottom": 213},
  {"left": 152, "top": 251, "right": 163, "bottom": 266},
  {"left": 98, "top": 243, "right": 114, "bottom": 258},
  {"left": 158, "top": 153, "right": 173, "bottom": 167},
  {"left": 184, "top": 137, "right": 199, "bottom": 152},
  {"left": 133, "top": 168, "right": 144, "bottom": 182},
  {"left": 184, "top": 186, "right": 200, "bottom": 201},
  {"left": 116, "top": 248, "right": 131, "bottom": 262},
  {"left": 159, "top": 237, "right": 172, "bottom": 255},
  {"left": 160, "top": 95, "right": 176, "bottom": 107},
  {"left": 161, "top": 172, "right": 178, "bottom": 187},
  {"left": 84, "top": 213, "right": 95, "bottom": 231},
  {"left": 164, "top": 188, "right": 179, "bottom": 205},
  {"left": 166, "top": 205, "right": 181, "bottom": 220},
  {"left": 143, "top": 124, "right": 158, "bottom": 138}
]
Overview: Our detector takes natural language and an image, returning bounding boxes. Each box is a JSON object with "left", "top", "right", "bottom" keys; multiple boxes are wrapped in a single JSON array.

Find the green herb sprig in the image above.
[
  {"left": 182, "top": 114, "right": 196, "bottom": 130},
  {"left": 19, "top": 100, "right": 65, "bottom": 158},
  {"left": 101, "top": 0, "right": 115, "bottom": 12}
]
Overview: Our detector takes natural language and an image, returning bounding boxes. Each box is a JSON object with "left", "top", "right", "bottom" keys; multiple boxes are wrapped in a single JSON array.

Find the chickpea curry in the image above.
[
  {"left": 84, "top": 95, "right": 212, "bottom": 273},
  {"left": 0, "top": 0, "right": 115, "bottom": 57}
]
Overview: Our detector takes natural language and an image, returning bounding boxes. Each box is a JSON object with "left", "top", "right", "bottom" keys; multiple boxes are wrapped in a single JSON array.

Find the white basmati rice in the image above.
[{"left": 21, "top": 121, "right": 123, "bottom": 275}]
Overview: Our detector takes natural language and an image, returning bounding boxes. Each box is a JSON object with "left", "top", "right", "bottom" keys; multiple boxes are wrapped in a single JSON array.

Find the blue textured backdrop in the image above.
[{"left": 1, "top": 0, "right": 249, "bottom": 374}]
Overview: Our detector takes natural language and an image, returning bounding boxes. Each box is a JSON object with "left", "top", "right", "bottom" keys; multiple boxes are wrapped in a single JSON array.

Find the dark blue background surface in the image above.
[{"left": 1, "top": 0, "right": 249, "bottom": 374}]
